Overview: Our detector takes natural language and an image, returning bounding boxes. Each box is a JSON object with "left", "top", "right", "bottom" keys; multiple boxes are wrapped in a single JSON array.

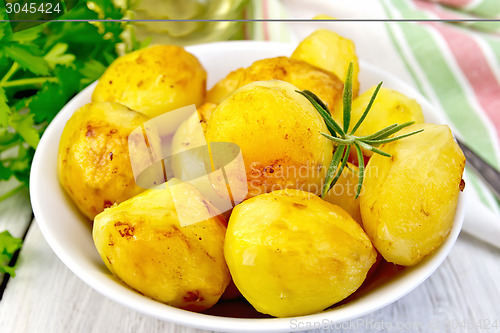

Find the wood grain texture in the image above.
[
  {"left": 0, "top": 189, "right": 32, "bottom": 237},
  {"left": 0, "top": 221, "right": 498, "bottom": 333},
  {"left": 0, "top": 189, "right": 33, "bottom": 282}
]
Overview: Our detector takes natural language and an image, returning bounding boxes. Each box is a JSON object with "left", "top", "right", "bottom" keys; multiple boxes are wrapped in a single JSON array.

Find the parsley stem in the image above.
[
  {"left": 0, "top": 184, "right": 24, "bottom": 202},
  {"left": 0, "top": 77, "right": 58, "bottom": 88},
  {"left": 0, "top": 62, "right": 20, "bottom": 85}
]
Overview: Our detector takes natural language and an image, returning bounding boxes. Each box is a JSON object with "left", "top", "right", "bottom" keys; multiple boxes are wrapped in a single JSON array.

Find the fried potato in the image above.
[
  {"left": 206, "top": 80, "right": 333, "bottom": 199},
  {"left": 225, "top": 189, "right": 377, "bottom": 317},
  {"left": 92, "top": 45, "right": 206, "bottom": 118},
  {"left": 206, "top": 57, "right": 343, "bottom": 111},
  {"left": 292, "top": 28, "right": 360, "bottom": 97},
  {"left": 58, "top": 102, "right": 159, "bottom": 220},
  {"left": 93, "top": 181, "right": 230, "bottom": 311},
  {"left": 360, "top": 123, "right": 465, "bottom": 266}
]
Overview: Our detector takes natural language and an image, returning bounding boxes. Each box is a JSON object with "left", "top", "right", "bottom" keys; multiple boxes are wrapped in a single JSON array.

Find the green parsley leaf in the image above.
[
  {"left": 29, "top": 82, "right": 61, "bottom": 123},
  {"left": 0, "top": 88, "right": 11, "bottom": 127},
  {"left": 0, "top": 161, "right": 12, "bottom": 181},
  {"left": 9, "top": 112, "right": 39, "bottom": 149},
  {"left": 12, "top": 98, "right": 28, "bottom": 113},
  {"left": 79, "top": 59, "right": 107, "bottom": 80},
  {"left": 4, "top": 25, "right": 43, "bottom": 43},
  {"left": 10, "top": 144, "right": 33, "bottom": 185},
  {"left": 44, "top": 43, "right": 76, "bottom": 69},
  {"left": 0, "top": 57, "right": 12, "bottom": 78},
  {"left": 0, "top": 0, "right": 140, "bottom": 204},
  {"left": 30, "top": 67, "right": 81, "bottom": 123},
  {"left": 0, "top": 128, "right": 19, "bottom": 147},
  {"left": 3, "top": 44, "right": 50, "bottom": 76},
  {"left": 0, "top": 231, "right": 23, "bottom": 277}
]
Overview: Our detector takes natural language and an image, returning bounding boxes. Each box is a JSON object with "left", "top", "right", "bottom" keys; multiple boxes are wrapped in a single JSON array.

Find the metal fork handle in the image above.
[{"left": 457, "top": 139, "right": 500, "bottom": 201}]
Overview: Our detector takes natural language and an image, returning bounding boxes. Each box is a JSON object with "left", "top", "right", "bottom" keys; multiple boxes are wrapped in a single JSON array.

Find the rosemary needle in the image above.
[{"left": 297, "top": 61, "right": 423, "bottom": 199}]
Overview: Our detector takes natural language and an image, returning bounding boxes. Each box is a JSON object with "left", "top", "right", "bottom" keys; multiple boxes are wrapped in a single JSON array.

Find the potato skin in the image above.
[
  {"left": 206, "top": 80, "right": 333, "bottom": 198},
  {"left": 206, "top": 56, "right": 343, "bottom": 111},
  {"left": 360, "top": 124, "right": 465, "bottom": 266},
  {"left": 323, "top": 163, "right": 362, "bottom": 224},
  {"left": 58, "top": 102, "right": 157, "bottom": 220},
  {"left": 225, "top": 189, "right": 377, "bottom": 317},
  {"left": 292, "top": 28, "right": 360, "bottom": 97},
  {"left": 93, "top": 181, "right": 230, "bottom": 311},
  {"left": 92, "top": 45, "right": 207, "bottom": 118}
]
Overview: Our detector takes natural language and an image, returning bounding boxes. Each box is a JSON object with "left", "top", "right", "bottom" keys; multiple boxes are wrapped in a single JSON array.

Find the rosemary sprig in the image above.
[{"left": 297, "top": 61, "right": 424, "bottom": 199}]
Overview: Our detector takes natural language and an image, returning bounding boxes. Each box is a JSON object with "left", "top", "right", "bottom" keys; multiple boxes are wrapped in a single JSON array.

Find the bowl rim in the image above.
[{"left": 30, "top": 40, "right": 466, "bottom": 333}]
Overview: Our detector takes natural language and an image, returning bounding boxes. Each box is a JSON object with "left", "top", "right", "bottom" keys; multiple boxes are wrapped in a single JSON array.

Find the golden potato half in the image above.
[
  {"left": 206, "top": 80, "right": 333, "bottom": 198},
  {"left": 206, "top": 56, "right": 343, "bottom": 112},
  {"left": 58, "top": 102, "right": 158, "bottom": 220},
  {"left": 360, "top": 123, "right": 465, "bottom": 266},
  {"left": 292, "top": 28, "right": 360, "bottom": 97},
  {"left": 93, "top": 181, "right": 230, "bottom": 311},
  {"left": 225, "top": 189, "right": 377, "bottom": 317},
  {"left": 92, "top": 45, "right": 207, "bottom": 118}
]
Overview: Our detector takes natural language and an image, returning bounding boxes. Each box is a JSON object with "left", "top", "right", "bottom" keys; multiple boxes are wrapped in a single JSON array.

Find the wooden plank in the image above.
[
  {"left": 0, "top": 188, "right": 33, "bottom": 284},
  {"left": 0, "top": 188, "right": 32, "bottom": 238},
  {"left": 0, "top": 221, "right": 499, "bottom": 333}
]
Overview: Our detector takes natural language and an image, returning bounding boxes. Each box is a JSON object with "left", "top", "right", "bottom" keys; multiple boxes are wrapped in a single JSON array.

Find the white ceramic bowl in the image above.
[{"left": 30, "top": 41, "right": 465, "bottom": 332}]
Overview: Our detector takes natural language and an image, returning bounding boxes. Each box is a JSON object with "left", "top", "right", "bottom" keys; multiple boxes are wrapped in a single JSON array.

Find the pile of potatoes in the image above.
[{"left": 57, "top": 29, "right": 465, "bottom": 317}]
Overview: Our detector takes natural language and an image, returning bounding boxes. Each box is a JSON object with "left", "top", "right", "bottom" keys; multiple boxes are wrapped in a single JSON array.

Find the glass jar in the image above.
[{"left": 128, "top": 0, "right": 249, "bottom": 46}]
